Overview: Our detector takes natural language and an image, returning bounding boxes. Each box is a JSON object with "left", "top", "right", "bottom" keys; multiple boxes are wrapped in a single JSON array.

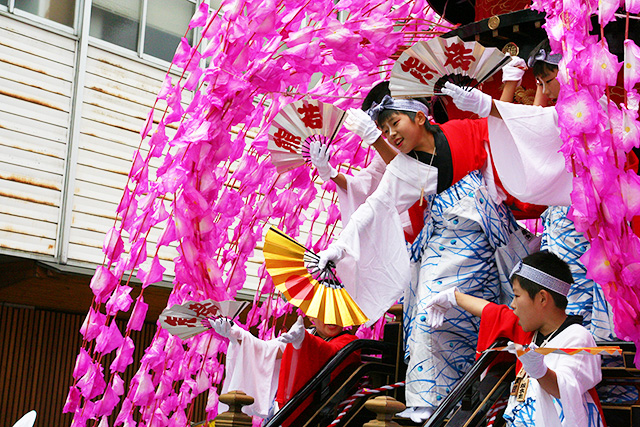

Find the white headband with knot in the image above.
[
  {"left": 367, "top": 95, "right": 430, "bottom": 122},
  {"left": 527, "top": 47, "right": 562, "bottom": 68},
  {"left": 509, "top": 260, "right": 571, "bottom": 296}
]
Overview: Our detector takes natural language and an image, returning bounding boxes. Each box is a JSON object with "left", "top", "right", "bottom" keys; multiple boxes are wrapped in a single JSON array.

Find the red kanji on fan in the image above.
[
  {"left": 444, "top": 41, "right": 475, "bottom": 71},
  {"left": 163, "top": 316, "right": 198, "bottom": 327},
  {"left": 400, "top": 56, "right": 437, "bottom": 85},
  {"left": 188, "top": 301, "right": 219, "bottom": 318},
  {"left": 272, "top": 127, "right": 302, "bottom": 153},
  {"left": 298, "top": 104, "right": 323, "bottom": 128}
]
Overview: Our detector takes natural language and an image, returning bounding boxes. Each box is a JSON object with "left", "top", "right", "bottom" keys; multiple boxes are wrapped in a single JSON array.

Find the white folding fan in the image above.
[
  {"left": 390, "top": 36, "right": 511, "bottom": 98},
  {"left": 159, "top": 299, "right": 249, "bottom": 340},
  {"left": 267, "top": 99, "right": 346, "bottom": 174}
]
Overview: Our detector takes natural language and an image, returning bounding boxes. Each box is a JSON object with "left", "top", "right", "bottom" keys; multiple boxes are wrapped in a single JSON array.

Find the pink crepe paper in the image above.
[
  {"left": 63, "top": 386, "right": 81, "bottom": 413},
  {"left": 90, "top": 266, "right": 119, "bottom": 303},
  {"left": 189, "top": 2, "right": 210, "bottom": 28},
  {"left": 103, "top": 227, "right": 125, "bottom": 262},
  {"left": 556, "top": 89, "right": 601, "bottom": 135},
  {"left": 80, "top": 307, "right": 107, "bottom": 341},
  {"left": 106, "top": 285, "right": 133, "bottom": 316},
  {"left": 111, "top": 336, "right": 135, "bottom": 373},
  {"left": 77, "top": 361, "right": 106, "bottom": 399},
  {"left": 127, "top": 295, "right": 149, "bottom": 331},
  {"left": 624, "top": 39, "right": 640, "bottom": 92},
  {"left": 137, "top": 255, "right": 166, "bottom": 288},
  {"left": 95, "top": 320, "right": 124, "bottom": 355}
]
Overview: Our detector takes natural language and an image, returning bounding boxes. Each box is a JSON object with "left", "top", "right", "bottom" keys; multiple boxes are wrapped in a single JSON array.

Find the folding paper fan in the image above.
[
  {"left": 267, "top": 99, "right": 346, "bottom": 174},
  {"left": 11, "top": 411, "right": 36, "bottom": 427},
  {"left": 389, "top": 36, "right": 511, "bottom": 98},
  {"left": 159, "top": 299, "right": 249, "bottom": 340},
  {"left": 263, "top": 226, "right": 368, "bottom": 327}
]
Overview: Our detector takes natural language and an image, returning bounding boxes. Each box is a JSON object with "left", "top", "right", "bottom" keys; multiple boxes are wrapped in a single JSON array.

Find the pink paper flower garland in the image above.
[
  {"left": 66, "top": 0, "right": 450, "bottom": 425},
  {"left": 532, "top": 0, "right": 640, "bottom": 364}
]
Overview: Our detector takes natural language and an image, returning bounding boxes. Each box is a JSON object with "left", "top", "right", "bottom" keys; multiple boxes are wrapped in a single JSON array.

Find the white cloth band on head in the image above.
[
  {"left": 509, "top": 260, "right": 571, "bottom": 296},
  {"left": 367, "top": 95, "right": 430, "bottom": 122},
  {"left": 527, "top": 48, "right": 562, "bottom": 68}
]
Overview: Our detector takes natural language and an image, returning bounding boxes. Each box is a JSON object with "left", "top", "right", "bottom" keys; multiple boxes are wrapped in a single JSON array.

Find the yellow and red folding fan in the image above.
[{"left": 263, "top": 226, "right": 368, "bottom": 327}]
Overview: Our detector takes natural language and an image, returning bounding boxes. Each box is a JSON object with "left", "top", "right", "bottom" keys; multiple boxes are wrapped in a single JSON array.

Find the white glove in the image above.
[
  {"left": 309, "top": 140, "right": 338, "bottom": 181},
  {"left": 502, "top": 55, "right": 527, "bottom": 84},
  {"left": 344, "top": 108, "right": 381, "bottom": 146},
  {"left": 277, "top": 316, "right": 306, "bottom": 349},
  {"left": 424, "top": 287, "right": 458, "bottom": 329},
  {"left": 441, "top": 82, "right": 493, "bottom": 118},
  {"left": 507, "top": 341, "right": 548, "bottom": 379},
  {"left": 317, "top": 244, "right": 345, "bottom": 270},
  {"left": 210, "top": 317, "right": 243, "bottom": 340}
]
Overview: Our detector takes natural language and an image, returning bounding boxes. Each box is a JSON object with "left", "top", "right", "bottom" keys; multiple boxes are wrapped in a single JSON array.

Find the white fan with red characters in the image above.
[
  {"left": 390, "top": 36, "right": 511, "bottom": 98},
  {"left": 159, "top": 299, "right": 249, "bottom": 340},
  {"left": 267, "top": 99, "right": 346, "bottom": 174}
]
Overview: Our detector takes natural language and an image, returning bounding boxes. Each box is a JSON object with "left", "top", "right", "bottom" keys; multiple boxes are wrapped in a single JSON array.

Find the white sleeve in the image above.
[
  {"left": 540, "top": 325, "right": 602, "bottom": 427},
  {"left": 487, "top": 101, "right": 573, "bottom": 206},
  {"left": 335, "top": 154, "right": 387, "bottom": 225},
  {"left": 334, "top": 154, "right": 437, "bottom": 324},
  {"left": 220, "top": 331, "right": 286, "bottom": 418}
]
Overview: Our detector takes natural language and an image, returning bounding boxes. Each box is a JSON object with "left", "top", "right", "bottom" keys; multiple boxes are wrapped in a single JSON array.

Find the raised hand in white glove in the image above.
[
  {"left": 344, "top": 108, "right": 382, "bottom": 146},
  {"left": 277, "top": 316, "right": 306, "bottom": 349},
  {"left": 502, "top": 55, "right": 527, "bottom": 84},
  {"left": 441, "top": 82, "right": 493, "bottom": 118},
  {"left": 309, "top": 140, "right": 338, "bottom": 181},
  {"left": 317, "top": 244, "right": 345, "bottom": 270},
  {"left": 424, "top": 287, "right": 458, "bottom": 329},
  {"left": 507, "top": 341, "right": 548, "bottom": 379},
  {"left": 210, "top": 317, "right": 243, "bottom": 340}
]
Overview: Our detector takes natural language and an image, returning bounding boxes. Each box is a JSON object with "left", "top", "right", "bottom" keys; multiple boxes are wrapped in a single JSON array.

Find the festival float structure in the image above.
[{"left": 55, "top": 0, "right": 640, "bottom": 425}]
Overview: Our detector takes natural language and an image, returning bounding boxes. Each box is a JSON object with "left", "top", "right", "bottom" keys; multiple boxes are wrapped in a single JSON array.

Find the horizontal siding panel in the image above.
[
  {"left": 74, "top": 164, "right": 127, "bottom": 192},
  {"left": 0, "top": 161, "right": 63, "bottom": 191},
  {"left": 0, "top": 38, "right": 74, "bottom": 82},
  {"left": 0, "top": 110, "right": 68, "bottom": 144},
  {"left": 0, "top": 58, "right": 73, "bottom": 97},
  {"left": 84, "top": 72, "right": 167, "bottom": 114},
  {"left": 76, "top": 147, "right": 134, "bottom": 177},
  {"left": 0, "top": 127, "right": 67, "bottom": 159},
  {"left": 87, "top": 46, "right": 167, "bottom": 92},
  {"left": 79, "top": 132, "right": 151, "bottom": 163},
  {"left": 0, "top": 230, "right": 56, "bottom": 256},
  {"left": 82, "top": 101, "right": 153, "bottom": 135},
  {"left": 73, "top": 179, "right": 125, "bottom": 204},
  {"left": 0, "top": 143, "right": 65, "bottom": 174},
  {"left": 72, "top": 195, "right": 119, "bottom": 221},
  {"left": 0, "top": 178, "right": 61, "bottom": 207},
  {"left": 0, "top": 14, "right": 76, "bottom": 59},
  {"left": 0, "top": 77, "right": 71, "bottom": 114},
  {"left": 0, "top": 212, "right": 58, "bottom": 241},
  {"left": 0, "top": 195, "right": 58, "bottom": 223},
  {"left": 78, "top": 116, "right": 141, "bottom": 147}
]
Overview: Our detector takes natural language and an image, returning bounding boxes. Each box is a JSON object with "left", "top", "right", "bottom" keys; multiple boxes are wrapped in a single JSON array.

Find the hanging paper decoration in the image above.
[
  {"left": 268, "top": 99, "right": 347, "bottom": 173},
  {"left": 389, "top": 35, "right": 510, "bottom": 98}
]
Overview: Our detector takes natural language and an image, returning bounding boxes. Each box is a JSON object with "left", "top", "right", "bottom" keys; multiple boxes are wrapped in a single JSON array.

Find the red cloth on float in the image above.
[{"left": 275, "top": 332, "right": 359, "bottom": 426}]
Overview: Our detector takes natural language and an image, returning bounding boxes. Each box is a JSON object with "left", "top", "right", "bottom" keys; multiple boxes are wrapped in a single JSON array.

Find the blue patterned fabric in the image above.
[
  {"left": 540, "top": 206, "right": 616, "bottom": 341},
  {"left": 403, "top": 171, "right": 524, "bottom": 408},
  {"left": 503, "top": 390, "right": 604, "bottom": 427}
]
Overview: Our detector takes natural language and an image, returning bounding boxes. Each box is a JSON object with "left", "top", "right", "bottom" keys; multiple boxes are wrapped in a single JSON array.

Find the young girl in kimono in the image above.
[
  {"left": 424, "top": 251, "right": 605, "bottom": 427},
  {"left": 442, "top": 40, "right": 617, "bottom": 342},
  {"left": 312, "top": 87, "right": 530, "bottom": 421}
]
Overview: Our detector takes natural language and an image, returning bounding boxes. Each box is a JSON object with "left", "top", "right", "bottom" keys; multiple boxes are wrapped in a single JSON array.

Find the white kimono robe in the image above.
[
  {"left": 504, "top": 324, "right": 603, "bottom": 427},
  {"left": 220, "top": 329, "right": 285, "bottom": 418}
]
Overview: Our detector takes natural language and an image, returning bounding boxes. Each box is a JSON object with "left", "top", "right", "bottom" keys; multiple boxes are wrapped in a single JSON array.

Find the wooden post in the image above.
[
  {"left": 363, "top": 395, "right": 406, "bottom": 427},
  {"left": 214, "top": 391, "right": 255, "bottom": 427}
]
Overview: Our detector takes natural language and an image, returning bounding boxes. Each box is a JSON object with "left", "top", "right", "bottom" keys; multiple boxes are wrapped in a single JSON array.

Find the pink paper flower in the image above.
[
  {"left": 137, "top": 255, "right": 166, "bottom": 288},
  {"left": 624, "top": 39, "right": 640, "bottom": 92},
  {"left": 583, "top": 40, "right": 621, "bottom": 87},
  {"left": 63, "top": 386, "right": 81, "bottom": 413},
  {"left": 556, "top": 89, "right": 600, "bottom": 135},
  {"left": 106, "top": 285, "right": 133, "bottom": 316},
  {"left": 189, "top": 1, "right": 209, "bottom": 28},
  {"left": 80, "top": 307, "right": 106, "bottom": 341}
]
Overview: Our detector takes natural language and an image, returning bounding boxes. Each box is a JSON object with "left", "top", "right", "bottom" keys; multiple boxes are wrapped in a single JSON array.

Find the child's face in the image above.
[
  {"left": 510, "top": 279, "right": 543, "bottom": 332},
  {"left": 311, "top": 317, "right": 343, "bottom": 339},
  {"left": 535, "top": 68, "right": 560, "bottom": 100},
  {"left": 378, "top": 111, "right": 427, "bottom": 154}
]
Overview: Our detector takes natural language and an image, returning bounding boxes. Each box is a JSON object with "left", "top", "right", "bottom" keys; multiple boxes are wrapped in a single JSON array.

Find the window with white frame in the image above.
[
  {"left": 90, "top": 0, "right": 196, "bottom": 63},
  {"left": 3, "top": 0, "right": 77, "bottom": 28}
]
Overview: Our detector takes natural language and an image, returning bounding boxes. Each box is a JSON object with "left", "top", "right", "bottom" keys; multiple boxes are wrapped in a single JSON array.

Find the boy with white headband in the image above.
[
  {"left": 312, "top": 86, "right": 530, "bottom": 421},
  {"left": 424, "top": 251, "right": 604, "bottom": 427}
]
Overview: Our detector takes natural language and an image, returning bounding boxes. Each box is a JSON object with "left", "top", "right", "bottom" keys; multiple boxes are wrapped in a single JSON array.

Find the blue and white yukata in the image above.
[{"left": 402, "top": 170, "right": 533, "bottom": 408}]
